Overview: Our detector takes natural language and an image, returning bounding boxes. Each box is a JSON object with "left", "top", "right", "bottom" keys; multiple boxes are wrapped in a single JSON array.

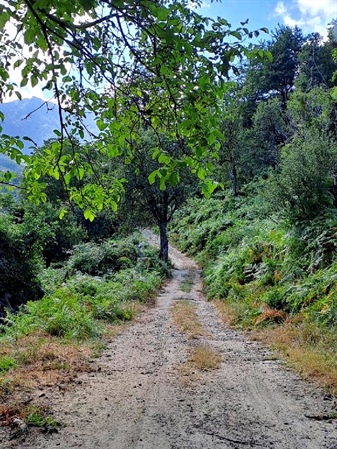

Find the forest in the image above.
[{"left": 1, "top": 0, "right": 337, "bottom": 413}]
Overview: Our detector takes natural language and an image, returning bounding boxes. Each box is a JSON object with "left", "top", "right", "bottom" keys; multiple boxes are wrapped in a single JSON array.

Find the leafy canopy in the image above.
[{"left": 0, "top": 0, "right": 267, "bottom": 217}]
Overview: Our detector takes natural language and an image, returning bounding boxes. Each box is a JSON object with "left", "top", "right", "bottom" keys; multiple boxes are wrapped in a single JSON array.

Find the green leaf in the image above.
[
  {"left": 78, "top": 167, "right": 85, "bottom": 180},
  {"left": 148, "top": 170, "right": 159, "bottom": 185},
  {"left": 59, "top": 208, "right": 68, "bottom": 219},
  {"left": 97, "top": 119, "right": 108, "bottom": 131},
  {"left": 156, "top": 7, "right": 169, "bottom": 21},
  {"left": 31, "top": 76, "right": 38, "bottom": 88},
  {"left": 16, "top": 140, "right": 24, "bottom": 150},
  {"left": 197, "top": 167, "right": 206, "bottom": 179},
  {"left": 20, "top": 77, "right": 28, "bottom": 88},
  {"left": 13, "top": 59, "right": 23, "bottom": 68},
  {"left": 84, "top": 209, "right": 95, "bottom": 221}
]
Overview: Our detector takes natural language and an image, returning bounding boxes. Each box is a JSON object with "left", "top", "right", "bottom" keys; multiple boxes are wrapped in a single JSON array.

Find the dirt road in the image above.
[{"left": 3, "top": 236, "right": 337, "bottom": 448}]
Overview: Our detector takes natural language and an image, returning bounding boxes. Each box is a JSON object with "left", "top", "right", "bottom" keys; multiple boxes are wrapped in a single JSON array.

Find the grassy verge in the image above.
[
  {"left": 0, "top": 233, "right": 169, "bottom": 425},
  {"left": 170, "top": 191, "right": 337, "bottom": 395}
]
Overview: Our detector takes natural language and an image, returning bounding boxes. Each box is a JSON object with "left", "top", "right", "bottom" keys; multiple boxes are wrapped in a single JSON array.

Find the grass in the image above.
[
  {"left": 179, "top": 272, "right": 194, "bottom": 293},
  {"left": 0, "top": 333, "right": 95, "bottom": 403},
  {"left": 171, "top": 300, "right": 208, "bottom": 339},
  {"left": 26, "top": 406, "right": 62, "bottom": 429},
  {"left": 0, "top": 235, "right": 169, "bottom": 426},
  {"left": 188, "top": 344, "right": 222, "bottom": 371},
  {"left": 179, "top": 344, "right": 222, "bottom": 382},
  {"left": 171, "top": 300, "right": 222, "bottom": 380},
  {"left": 0, "top": 403, "right": 62, "bottom": 429},
  {"left": 253, "top": 320, "right": 337, "bottom": 396},
  {"left": 214, "top": 300, "right": 337, "bottom": 395},
  {"left": 169, "top": 191, "right": 337, "bottom": 396}
]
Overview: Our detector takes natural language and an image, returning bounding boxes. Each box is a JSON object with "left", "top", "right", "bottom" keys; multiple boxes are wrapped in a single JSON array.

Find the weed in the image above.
[
  {"left": 188, "top": 344, "right": 222, "bottom": 371},
  {"left": 170, "top": 189, "right": 337, "bottom": 393},
  {"left": 171, "top": 300, "right": 208, "bottom": 339},
  {"left": 0, "top": 232, "right": 169, "bottom": 413},
  {"left": 0, "top": 356, "right": 16, "bottom": 374},
  {"left": 26, "top": 406, "right": 61, "bottom": 429}
]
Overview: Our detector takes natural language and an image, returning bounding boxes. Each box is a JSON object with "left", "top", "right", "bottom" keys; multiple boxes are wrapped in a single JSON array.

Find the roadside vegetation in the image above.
[
  {"left": 170, "top": 190, "right": 337, "bottom": 394},
  {"left": 0, "top": 229, "right": 168, "bottom": 424}
]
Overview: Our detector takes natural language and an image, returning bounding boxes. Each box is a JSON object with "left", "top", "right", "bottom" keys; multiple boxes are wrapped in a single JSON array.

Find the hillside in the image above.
[
  {"left": 0, "top": 97, "right": 96, "bottom": 154},
  {"left": 0, "top": 98, "right": 60, "bottom": 153}
]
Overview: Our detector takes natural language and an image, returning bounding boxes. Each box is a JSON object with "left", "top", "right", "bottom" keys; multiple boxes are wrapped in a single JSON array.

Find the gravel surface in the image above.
[{"left": 2, "top": 233, "right": 337, "bottom": 448}]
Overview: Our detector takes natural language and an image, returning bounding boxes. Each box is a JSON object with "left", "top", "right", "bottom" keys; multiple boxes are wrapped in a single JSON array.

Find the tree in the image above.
[
  {"left": 296, "top": 32, "right": 337, "bottom": 92},
  {"left": 0, "top": 211, "right": 44, "bottom": 319},
  {"left": 119, "top": 129, "right": 196, "bottom": 262},
  {"left": 245, "top": 25, "right": 305, "bottom": 106},
  {"left": 251, "top": 98, "right": 289, "bottom": 171},
  {"left": 272, "top": 131, "right": 337, "bottom": 223},
  {"left": 0, "top": 0, "right": 267, "bottom": 216}
]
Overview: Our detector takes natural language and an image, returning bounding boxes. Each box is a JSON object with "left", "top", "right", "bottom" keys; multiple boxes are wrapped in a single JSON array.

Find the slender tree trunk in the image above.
[
  {"left": 159, "top": 222, "right": 169, "bottom": 263},
  {"left": 230, "top": 162, "right": 238, "bottom": 197}
]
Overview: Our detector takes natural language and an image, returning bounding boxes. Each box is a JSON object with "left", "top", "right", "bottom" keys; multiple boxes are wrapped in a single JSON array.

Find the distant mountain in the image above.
[
  {"left": 0, "top": 97, "right": 96, "bottom": 155},
  {"left": 0, "top": 97, "right": 61, "bottom": 154},
  {"left": 0, "top": 154, "right": 23, "bottom": 175}
]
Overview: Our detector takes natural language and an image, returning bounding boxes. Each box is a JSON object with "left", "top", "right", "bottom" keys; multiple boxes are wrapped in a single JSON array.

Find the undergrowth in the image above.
[
  {"left": 0, "top": 232, "right": 168, "bottom": 407},
  {"left": 170, "top": 188, "right": 337, "bottom": 394}
]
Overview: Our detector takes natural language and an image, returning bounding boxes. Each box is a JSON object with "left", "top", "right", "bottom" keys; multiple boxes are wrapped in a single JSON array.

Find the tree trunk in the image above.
[
  {"left": 159, "top": 222, "right": 169, "bottom": 263},
  {"left": 230, "top": 162, "right": 238, "bottom": 197}
]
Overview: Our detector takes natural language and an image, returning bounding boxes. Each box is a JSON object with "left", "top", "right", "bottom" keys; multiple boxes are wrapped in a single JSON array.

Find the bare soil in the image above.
[{"left": 1, "top": 233, "right": 337, "bottom": 448}]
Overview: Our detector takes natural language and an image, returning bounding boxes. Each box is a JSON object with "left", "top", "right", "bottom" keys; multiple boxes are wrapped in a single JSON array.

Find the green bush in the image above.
[
  {"left": 271, "top": 132, "right": 337, "bottom": 223},
  {"left": 0, "top": 215, "right": 43, "bottom": 319},
  {"left": 67, "top": 239, "right": 138, "bottom": 276},
  {"left": 171, "top": 187, "right": 337, "bottom": 329}
]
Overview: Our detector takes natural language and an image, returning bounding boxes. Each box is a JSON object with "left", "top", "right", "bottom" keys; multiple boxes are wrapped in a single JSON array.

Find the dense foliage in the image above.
[
  {"left": 0, "top": 0, "right": 268, "bottom": 214},
  {"left": 170, "top": 189, "right": 337, "bottom": 331}
]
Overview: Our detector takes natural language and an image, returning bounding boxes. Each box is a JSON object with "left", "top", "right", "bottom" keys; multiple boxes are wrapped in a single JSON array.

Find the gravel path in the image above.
[{"left": 2, "top": 233, "right": 337, "bottom": 448}]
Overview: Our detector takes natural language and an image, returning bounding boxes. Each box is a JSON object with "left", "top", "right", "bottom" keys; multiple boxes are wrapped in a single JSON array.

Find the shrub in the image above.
[
  {"left": 0, "top": 216, "right": 43, "bottom": 320},
  {"left": 67, "top": 239, "right": 138, "bottom": 276}
]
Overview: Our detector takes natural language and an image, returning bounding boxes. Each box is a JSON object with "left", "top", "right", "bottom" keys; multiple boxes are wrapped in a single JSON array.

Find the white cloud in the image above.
[
  {"left": 187, "top": 1, "right": 210, "bottom": 10},
  {"left": 297, "top": 0, "right": 337, "bottom": 17},
  {"left": 274, "top": 1, "right": 287, "bottom": 16},
  {"left": 273, "top": 0, "right": 337, "bottom": 37}
]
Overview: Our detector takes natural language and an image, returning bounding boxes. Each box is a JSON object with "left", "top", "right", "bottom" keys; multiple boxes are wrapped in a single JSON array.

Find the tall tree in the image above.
[
  {"left": 119, "top": 129, "right": 196, "bottom": 262},
  {"left": 245, "top": 25, "right": 305, "bottom": 106},
  {"left": 296, "top": 32, "right": 337, "bottom": 92}
]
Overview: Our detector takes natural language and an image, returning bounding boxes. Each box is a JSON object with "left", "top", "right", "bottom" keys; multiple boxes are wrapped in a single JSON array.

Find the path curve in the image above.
[{"left": 3, "top": 234, "right": 337, "bottom": 449}]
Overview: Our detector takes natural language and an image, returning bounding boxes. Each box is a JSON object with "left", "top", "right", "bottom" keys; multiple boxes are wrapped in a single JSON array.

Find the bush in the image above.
[
  {"left": 67, "top": 239, "right": 138, "bottom": 276},
  {"left": 0, "top": 216, "right": 43, "bottom": 320},
  {"left": 271, "top": 131, "right": 337, "bottom": 223}
]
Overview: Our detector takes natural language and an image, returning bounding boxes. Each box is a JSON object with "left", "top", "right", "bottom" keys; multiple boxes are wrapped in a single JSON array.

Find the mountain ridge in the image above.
[{"left": 0, "top": 97, "right": 61, "bottom": 154}]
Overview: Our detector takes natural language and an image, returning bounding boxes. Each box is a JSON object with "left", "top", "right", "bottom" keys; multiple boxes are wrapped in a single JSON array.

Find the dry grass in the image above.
[
  {"left": 179, "top": 344, "right": 222, "bottom": 383},
  {"left": 0, "top": 334, "right": 96, "bottom": 427},
  {"left": 253, "top": 322, "right": 337, "bottom": 396},
  {"left": 254, "top": 305, "right": 287, "bottom": 326},
  {"left": 214, "top": 299, "right": 337, "bottom": 396},
  {"left": 172, "top": 300, "right": 222, "bottom": 380},
  {"left": 0, "top": 333, "right": 96, "bottom": 400},
  {"left": 171, "top": 300, "right": 208, "bottom": 339},
  {"left": 188, "top": 344, "right": 222, "bottom": 371},
  {"left": 212, "top": 300, "right": 238, "bottom": 327}
]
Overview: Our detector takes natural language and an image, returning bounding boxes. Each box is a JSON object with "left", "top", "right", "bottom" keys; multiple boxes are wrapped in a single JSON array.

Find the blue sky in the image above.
[
  {"left": 7, "top": 0, "right": 337, "bottom": 102},
  {"left": 194, "top": 0, "right": 337, "bottom": 38}
]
